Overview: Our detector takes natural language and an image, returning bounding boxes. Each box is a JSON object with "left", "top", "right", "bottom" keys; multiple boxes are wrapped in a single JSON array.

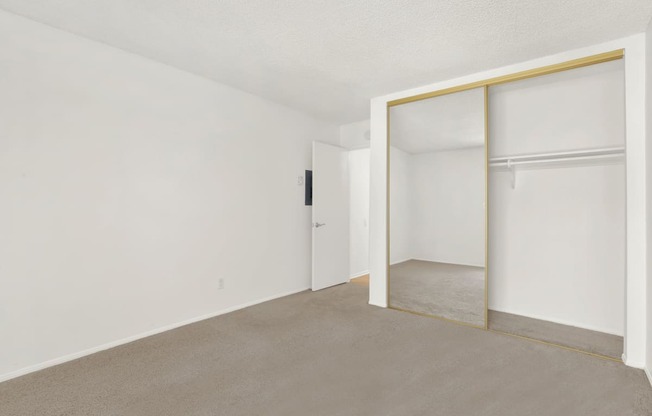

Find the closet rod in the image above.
[
  {"left": 489, "top": 147, "right": 624, "bottom": 189},
  {"left": 490, "top": 153, "right": 624, "bottom": 167},
  {"left": 489, "top": 146, "right": 624, "bottom": 167}
]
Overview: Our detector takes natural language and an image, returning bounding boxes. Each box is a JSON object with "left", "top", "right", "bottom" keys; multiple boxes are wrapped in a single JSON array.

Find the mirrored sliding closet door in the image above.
[{"left": 388, "top": 87, "right": 487, "bottom": 328}]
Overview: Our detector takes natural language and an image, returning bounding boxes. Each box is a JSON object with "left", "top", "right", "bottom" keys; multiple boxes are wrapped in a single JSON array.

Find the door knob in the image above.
[{"left": 314, "top": 222, "right": 326, "bottom": 228}]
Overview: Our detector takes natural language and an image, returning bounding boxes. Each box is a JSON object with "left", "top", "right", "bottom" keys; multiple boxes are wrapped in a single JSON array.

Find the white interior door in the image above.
[{"left": 312, "top": 141, "right": 349, "bottom": 291}]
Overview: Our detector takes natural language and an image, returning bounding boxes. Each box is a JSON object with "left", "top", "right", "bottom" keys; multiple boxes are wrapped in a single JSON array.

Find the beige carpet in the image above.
[
  {"left": 1, "top": 283, "right": 651, "bottom": 416},
  {"left": 390, "top": 260, "right": 485, "bottom": 327},
  {"left": 489, "top": 310, "right": 624, "bottom": 359}
]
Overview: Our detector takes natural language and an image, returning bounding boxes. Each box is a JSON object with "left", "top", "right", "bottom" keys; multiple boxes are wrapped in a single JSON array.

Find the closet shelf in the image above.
[{"left": 488, "top": 147, "right": 625, "bottom": 189}]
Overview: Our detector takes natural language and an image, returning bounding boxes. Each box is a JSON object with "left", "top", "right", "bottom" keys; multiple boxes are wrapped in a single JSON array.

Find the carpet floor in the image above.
[
  {"left": 389, "top": 260, "right": 485, "bottom": 327},
  {"left": 1, "top": 283, "right": 650, "bottom": 416}
]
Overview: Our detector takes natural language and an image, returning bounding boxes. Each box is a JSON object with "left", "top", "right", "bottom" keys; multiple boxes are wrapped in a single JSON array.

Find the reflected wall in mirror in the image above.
[{"left": 388, "top": 87, "right": 486, "bottom": 327}]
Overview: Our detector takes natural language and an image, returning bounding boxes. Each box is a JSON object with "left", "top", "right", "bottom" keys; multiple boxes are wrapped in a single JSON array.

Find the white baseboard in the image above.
[
  {"left": 0, "top": 286, "right": 309, "bottom": 384},
  {"left": 391, "top": 258, "right": 484, "bottom": 268},
  {"left": 621, "top": 353, "right": 646, "bottom": 370},
  {"left": 389, "top": 258, "right": 412, "bottom": 266},
  {"left": 645, "top": 367, "right": 652, "bottom": 387},
  {"left": 349, "top": 271, "right": 369, "bottom": 279},
  {"left": 411, "top": 257, "right": 485, "bottom": 268},
  {"left": 623, "top": 358, "right": 646, "bottom": 369}
]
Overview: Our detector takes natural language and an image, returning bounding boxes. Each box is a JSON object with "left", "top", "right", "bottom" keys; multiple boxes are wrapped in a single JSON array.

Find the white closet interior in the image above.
[{"left": 487, "top": 59, "right": 626, "bottom": 357}]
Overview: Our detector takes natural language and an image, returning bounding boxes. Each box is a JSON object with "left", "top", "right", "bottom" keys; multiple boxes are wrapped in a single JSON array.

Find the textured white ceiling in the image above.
[
  {"left": 1, "top": 1, "right": 650, "bottom": 123},
  {"left": 390, "top": 87, "right": 484, "bottom": 154}
]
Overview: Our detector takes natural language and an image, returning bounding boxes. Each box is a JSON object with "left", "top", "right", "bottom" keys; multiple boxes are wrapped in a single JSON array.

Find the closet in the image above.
[
  {"left": 386, "top": 51, "right": 625, "bottom": 360},
  {"left": 487, "top": 59, "right": 625, "bottom": 359}
]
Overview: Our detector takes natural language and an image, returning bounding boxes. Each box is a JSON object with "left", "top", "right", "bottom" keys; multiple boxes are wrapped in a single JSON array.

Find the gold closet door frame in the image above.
[{"left": 385, "top": 49, "right": 625, "bottom": 358}]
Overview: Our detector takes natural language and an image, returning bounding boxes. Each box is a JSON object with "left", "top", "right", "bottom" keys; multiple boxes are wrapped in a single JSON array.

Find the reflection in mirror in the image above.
[{"left": 388, "top": 87, "right": 486, "bottom": 327}]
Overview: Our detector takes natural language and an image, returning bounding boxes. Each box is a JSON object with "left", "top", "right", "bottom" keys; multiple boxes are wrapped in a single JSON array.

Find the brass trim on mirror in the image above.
[
  {"left": 385, "top": 49, "right": 625, "bottom": 362},
  {"left": 391, "top": 306, "right": 486, "bottom": 330},
  {"left": 484, "top": 85, "right": 489, "bottom": 330},
  {"left": 387, "top": 49, "right": 624, "bottom": 108},
  {"left": 386, "top": 105, "right": 391, "bottom": 308},
  {"left": 488, "top": 330, "right": 623, "bottom": 363}
]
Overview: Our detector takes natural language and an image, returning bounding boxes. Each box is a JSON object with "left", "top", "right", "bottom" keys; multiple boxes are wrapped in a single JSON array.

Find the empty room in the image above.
[{"left": 2, "top": 1, "right": 652, "bottom": 415}]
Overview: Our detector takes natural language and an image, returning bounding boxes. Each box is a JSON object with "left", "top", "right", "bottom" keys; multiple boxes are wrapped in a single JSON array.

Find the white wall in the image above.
[
  {"left": 489, "top": 164, "right": 625, "bottom": 335},
  {"left": 342, "top": 120, "right": 371, "bottom": 279},
  {"left": 411, "top": 147, "right": 485, "bottom": 267},
  {"left": 488, "top": 61, "right": 626, "bottom": 336},
  {"left": 349, "top": 148, "right": 370, "bottom": 278},
  {"left": 0, "top": 10, "right": 338, "bottom": 381},
  {"left": 388, "top": 146, "right": 485, "bottom": 268},
  {"left": 389, "top": 146, "right": 412, "bottom": 264},
  {"left": 340, "top": 119, "right": 370, "bottom": 150},
  {"left": 646, "top": 18, "right": 652, "bottom": 381},
  {"left": 489, "top": 60, "right": 625, "bottom": 156},
  {"left": 370, "top": 34, "right": 648, "bottom": 367}
]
